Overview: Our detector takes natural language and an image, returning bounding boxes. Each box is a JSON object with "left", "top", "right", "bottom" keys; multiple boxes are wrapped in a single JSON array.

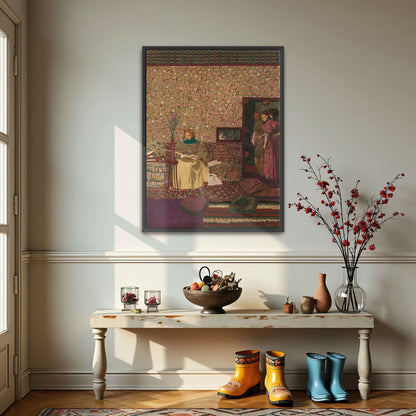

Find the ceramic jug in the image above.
[{"left": 313, "top": 273, "right": 331, "bottom": 313}]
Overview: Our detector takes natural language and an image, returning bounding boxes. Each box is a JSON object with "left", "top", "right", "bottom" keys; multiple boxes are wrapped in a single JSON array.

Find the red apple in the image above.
[{"left": 190, "top": 282, "right": 200, "bottom": 290}]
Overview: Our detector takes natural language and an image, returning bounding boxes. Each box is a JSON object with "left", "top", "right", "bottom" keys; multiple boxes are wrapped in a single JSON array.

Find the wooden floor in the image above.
[{"left": 3, "top": 390, "right": 416, "bottom": 416}]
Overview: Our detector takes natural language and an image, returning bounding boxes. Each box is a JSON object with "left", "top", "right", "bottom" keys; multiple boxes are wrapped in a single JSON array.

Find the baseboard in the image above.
[{"left": 29, "top": 369, "right": 416, "bottom": 391}]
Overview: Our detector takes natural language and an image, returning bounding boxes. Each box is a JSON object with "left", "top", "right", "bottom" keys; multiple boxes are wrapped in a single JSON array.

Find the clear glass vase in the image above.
[{"left": 334, "top": 267, "right": 366, "bottom": 313}]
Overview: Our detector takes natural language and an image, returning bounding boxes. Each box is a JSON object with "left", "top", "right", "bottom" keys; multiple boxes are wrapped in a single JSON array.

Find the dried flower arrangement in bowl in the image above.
[{"left": 183, "top": 271, "right": 242, "bottom": 314}]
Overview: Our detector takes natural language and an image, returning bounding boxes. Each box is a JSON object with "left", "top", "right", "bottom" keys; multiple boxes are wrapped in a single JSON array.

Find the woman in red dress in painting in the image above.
[{"left": 261, "top": 109, "right": 279, "bottom": 186}]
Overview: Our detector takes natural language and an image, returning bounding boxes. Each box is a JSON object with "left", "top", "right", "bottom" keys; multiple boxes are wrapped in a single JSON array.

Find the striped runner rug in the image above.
[{"left": 35, "top": 409, "right": 416, "bottom": 416}]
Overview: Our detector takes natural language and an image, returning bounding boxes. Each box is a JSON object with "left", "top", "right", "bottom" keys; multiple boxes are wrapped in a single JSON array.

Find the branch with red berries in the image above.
[{"left": 289, "top": 155, "right": 405, "bottom": 269}]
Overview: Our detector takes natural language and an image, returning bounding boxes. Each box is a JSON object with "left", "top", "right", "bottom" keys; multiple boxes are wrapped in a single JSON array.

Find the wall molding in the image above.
[
  {"left": 24, "top": 250, "right": 416, "bottom": 264},
  {"left": 29, "top": 369, "right": 416, "bottom": 390},
  {"left": 21, "top": 252, "right": 31, "bottom": 264}
]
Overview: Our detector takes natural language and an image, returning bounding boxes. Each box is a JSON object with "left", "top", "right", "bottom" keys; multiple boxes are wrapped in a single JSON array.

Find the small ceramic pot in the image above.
[
  {"left": 301, "top": 296, "right": 314, "bottom": 314},
  {"left": 283, "top": 303, "right": 294, "bottom": 314}
]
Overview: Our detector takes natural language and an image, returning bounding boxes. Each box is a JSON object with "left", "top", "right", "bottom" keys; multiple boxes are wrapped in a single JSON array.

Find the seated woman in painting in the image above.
[{"left": 173, "top": 128, "right": 210, "bottom": 190}]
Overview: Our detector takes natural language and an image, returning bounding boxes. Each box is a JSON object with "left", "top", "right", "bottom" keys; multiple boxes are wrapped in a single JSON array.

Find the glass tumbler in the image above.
[
  {"left": 121, "top": 286, "right": 139, "bottom": 311},
  {"left": 144, "top": 290, "right": 161, "bottom": 312}
]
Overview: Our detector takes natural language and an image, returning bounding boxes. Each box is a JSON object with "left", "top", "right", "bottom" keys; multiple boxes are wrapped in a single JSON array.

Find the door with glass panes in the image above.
[{"left": 0, "top": 7, "right": 15, "bottom": 414}]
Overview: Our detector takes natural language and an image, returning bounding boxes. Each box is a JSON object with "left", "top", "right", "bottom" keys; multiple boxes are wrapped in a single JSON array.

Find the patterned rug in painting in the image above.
[{"left": 145, "top": 178, "right": 280, "bottom": 229}]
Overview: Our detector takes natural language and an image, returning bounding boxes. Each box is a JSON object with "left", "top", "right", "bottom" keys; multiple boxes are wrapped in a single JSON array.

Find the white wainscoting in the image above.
[{"left": 26, "top": 250, "right": 416, "bottom": 391}]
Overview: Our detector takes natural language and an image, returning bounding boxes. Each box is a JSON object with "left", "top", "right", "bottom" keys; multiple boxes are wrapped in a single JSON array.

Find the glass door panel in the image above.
[
  {"left": 0, "top": 30, "right": 6, "bottom": 134},
  {"left": 0, "top": 27, "right": 8, "bottom": 336},
  {"left": 0, "top": 233, "right": 6, "bottom": 333},
  {"left": 0, "top": 141, "right": 6, "bottom": 225}
]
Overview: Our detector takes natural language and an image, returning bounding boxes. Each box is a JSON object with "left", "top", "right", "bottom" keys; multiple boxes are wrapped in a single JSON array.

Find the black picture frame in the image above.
[{"left": 142, "top": 46, "right": 284, "bottom": 232}]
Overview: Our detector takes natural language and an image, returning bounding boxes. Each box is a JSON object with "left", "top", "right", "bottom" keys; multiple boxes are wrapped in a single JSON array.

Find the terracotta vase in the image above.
[{"left": 313, "top": 273, "right": 332, "bottom": 313}]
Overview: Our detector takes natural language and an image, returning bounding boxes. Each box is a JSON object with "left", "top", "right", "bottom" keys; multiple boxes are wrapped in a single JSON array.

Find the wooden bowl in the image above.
[{"left": 183, "top": 287, "right": 242, "bottom": 314}]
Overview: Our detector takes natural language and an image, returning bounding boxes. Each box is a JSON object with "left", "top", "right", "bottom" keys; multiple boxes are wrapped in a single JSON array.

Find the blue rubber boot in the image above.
[
  {"left": 306, "top": 353, "right": 332, "bottom": 402},
  {"left": 326, "top": 352, "right": 349, "bottom": 402}
]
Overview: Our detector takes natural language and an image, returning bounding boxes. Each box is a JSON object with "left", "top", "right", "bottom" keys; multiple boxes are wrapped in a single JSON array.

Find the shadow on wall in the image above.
[
  {"left": 258, "top": 290, "right": 287, "bottom": 309},
  {"left": 111, "top": 123, "right": 292, "bottom": 382},
  {"left": 370, "top": 317, "right": 411, "bottom": 374}
]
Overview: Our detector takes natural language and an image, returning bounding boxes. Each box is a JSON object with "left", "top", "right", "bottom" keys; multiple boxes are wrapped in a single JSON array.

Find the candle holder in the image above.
[
  {"left": 121, "top": 286, "right": 139, "bottom": 311},
  {"left": 144, "top": 290, "right": 161, "bottom": 312}
]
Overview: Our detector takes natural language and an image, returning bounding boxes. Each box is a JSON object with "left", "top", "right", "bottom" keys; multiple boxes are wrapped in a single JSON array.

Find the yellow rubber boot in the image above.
[
  {"left": 217, "top": 350, "right": 261, "bottom": 399},
  {"left": 265, "top": 351, "right": 294, "bottom": 407}
]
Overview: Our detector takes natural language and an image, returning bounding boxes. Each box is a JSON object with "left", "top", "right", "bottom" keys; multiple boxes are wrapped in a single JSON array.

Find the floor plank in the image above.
[{"left": 3, "top": 390, "right": 416, "bottom": 416}]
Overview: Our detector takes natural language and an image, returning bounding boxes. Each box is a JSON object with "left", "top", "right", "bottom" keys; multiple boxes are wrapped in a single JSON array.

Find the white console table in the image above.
[{"left": 90, "top": 309, "right": 374, "bottom": 401}]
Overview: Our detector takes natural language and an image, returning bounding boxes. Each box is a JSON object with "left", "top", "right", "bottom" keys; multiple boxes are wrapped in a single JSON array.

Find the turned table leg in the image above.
[
  {"left": 358, "top": 328, "right": 372, "bottom": 400},
  {"left": 92, "top": 328, "right": 107, "bottom": 400}
]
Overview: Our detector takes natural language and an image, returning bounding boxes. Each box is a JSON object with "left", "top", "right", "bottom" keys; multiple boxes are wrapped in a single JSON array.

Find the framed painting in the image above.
[
  {"left": 217, "top": 127, "right": 242, "bottom": 142},
  {"left": 143, "top": 46, "right": 284, "bottom": 231}
]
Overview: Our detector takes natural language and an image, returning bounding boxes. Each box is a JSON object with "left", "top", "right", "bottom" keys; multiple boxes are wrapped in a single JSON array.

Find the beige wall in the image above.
[{"left": 27, "top": 0, "right": 416, "bottom": 390}]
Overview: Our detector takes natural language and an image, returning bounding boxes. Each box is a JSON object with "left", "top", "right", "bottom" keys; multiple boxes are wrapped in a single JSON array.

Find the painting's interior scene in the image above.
[{"left": 145, "top": 49, "right": 281, "bottom": 229}]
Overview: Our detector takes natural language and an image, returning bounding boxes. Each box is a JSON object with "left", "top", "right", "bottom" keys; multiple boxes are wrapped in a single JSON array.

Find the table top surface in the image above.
[{"left": 91, "top": 309, "right": 374, "bottom": 329}]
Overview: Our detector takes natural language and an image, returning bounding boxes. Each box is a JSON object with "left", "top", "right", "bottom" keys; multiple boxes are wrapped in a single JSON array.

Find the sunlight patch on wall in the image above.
[
  {"left": 114, "top": 224, "right": 140, "bottom": 251},
  {"left": 114, "top": 125, "right": 177, "bottom": 250},
  {"left": 114, "top": 125, "right": 140, "bottom": 230},
  {"left": 114, "top": 328, "right": 138, "bottom": 366}
]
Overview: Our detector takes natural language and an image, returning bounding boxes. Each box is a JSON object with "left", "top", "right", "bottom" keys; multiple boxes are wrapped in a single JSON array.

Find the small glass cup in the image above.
[
  {"left": 144, "top": 290, "right": 161, "bottom": 312},
  {"left": 121, "top": 286, "right": 139, "bottom": 311}
]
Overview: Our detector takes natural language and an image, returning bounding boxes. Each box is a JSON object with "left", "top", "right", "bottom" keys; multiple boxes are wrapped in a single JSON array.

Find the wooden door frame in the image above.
[{"left": 0, "top": 0, "right": 24, "bottom": 403}]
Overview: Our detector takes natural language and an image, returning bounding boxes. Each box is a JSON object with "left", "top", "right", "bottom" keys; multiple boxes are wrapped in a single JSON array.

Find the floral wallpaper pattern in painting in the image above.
[{"left": 146, "top": 65, "right": 280, "bottom": 149}]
